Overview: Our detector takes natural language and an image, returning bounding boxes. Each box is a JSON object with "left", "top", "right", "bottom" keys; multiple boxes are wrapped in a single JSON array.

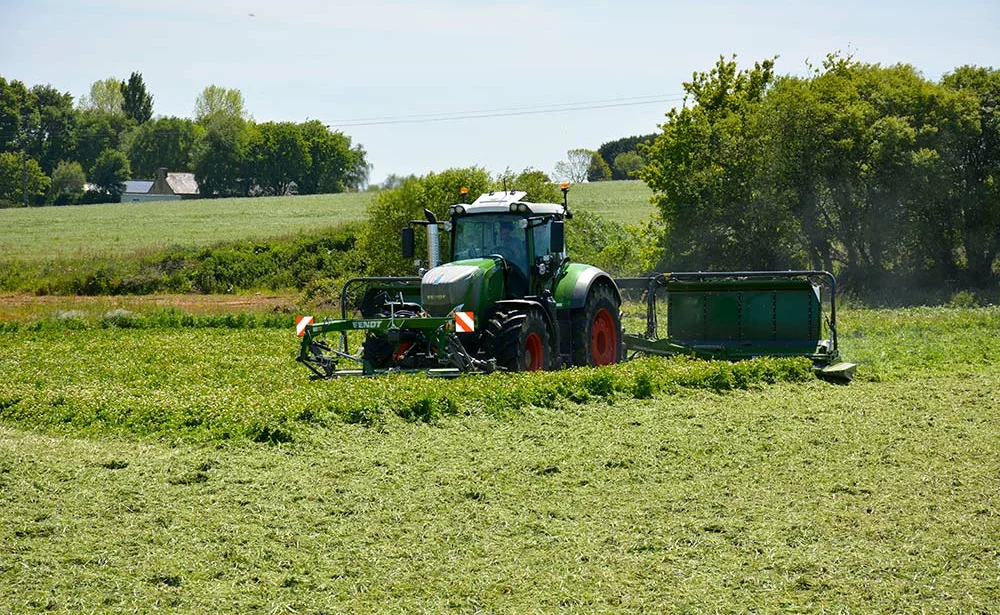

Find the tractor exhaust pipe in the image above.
[
  {"left": 424, "top": 209, "right": 440, "bottom": 269},
  {"left": 402, "top": 209, "right": 441, "bottom": 272}
]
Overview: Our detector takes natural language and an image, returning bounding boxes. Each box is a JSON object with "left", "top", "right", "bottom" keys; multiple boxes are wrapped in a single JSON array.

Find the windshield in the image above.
[{"left": 453, "top": 214, "right": 528, "bottom": 274}]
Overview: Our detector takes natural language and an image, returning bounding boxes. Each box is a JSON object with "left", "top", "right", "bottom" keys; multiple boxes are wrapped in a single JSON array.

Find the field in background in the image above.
[
  {"left": 567, "top": 179, "right": 654, "bottom": 225},
  {"left": 0, "top": 192, "right": 372, "bottom": 262},
  {"left": 0, "top": 181, "right": 655, "bottom": 263}
]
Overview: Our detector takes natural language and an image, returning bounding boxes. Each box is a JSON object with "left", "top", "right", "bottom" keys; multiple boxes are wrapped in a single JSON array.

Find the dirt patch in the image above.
[{"left": 0, "top": 293, "right": 301, "bottom": 320}]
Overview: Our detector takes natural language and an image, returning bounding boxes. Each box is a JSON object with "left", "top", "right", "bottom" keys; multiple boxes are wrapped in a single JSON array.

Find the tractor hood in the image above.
[{"left": 421, "top": 259, "right": 502, "bottom": 318}]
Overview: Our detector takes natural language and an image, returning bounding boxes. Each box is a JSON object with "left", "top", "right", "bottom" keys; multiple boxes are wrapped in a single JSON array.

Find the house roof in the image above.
[
  {"left": 124, "top": 180, "right": 154, "bottom": 194},
  {"left": 165, "top": 173, "right": 199, "bottom": 195}
]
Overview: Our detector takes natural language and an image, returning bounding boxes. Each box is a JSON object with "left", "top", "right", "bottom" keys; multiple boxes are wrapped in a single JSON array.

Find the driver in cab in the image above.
[
  {"left": 495, "top": 219, "right": 530, "bottom": 295},
  {"left": 497, "top": 220, "right": 526, "bottom": 261}
]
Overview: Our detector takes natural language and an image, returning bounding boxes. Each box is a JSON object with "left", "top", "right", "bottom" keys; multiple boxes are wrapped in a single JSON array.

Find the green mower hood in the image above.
[{"left": 420, "top": 259, "right": 504, "bottom": 318}]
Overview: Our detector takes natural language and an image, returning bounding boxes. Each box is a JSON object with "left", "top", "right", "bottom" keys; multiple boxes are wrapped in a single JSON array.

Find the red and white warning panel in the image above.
[
  {"left": 295, "top": 315, "right": 314, "bottom": 337},
  {"left": 455, "top": 311, "right": 475, "bottom": 333}
]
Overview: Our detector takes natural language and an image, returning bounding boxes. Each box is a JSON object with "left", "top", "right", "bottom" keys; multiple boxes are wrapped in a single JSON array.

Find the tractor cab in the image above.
[{"left": 447, "top": 191, "right": 567, "bottom": 298}]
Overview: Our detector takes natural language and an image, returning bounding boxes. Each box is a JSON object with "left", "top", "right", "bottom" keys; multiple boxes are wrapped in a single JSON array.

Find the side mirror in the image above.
[
  {"left": 550, "top": 220, "right": 565, "bottom": 254},
  {"left": 401, "top": 227, "right": 415, "bottom": 258}
]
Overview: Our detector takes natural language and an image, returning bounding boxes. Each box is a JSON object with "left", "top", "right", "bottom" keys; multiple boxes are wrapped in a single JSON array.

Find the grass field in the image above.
[
  {"left": 0, "top": 192, "right": 373, "bottom": 262},
  {"left": 0, "top": 181, "right": 655, "bottom": 263},
  {"left": 2, "top": 179, "right": 996, "bottom": 613},
  {"left": 1, "top": 306, "right": 998, "bottom": 613},
  {"left": 563, "top": 180, "right": 655, "bottom": 226}
]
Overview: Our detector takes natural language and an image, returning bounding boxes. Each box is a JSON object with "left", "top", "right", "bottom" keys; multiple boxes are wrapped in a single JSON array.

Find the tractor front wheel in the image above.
[
  {"left": 361, "top": 309, "right": 419, "bottom": 368},
  {"left": 483, "top": 308, "right": 551, "bottom": 372},
  {"left": 572, "top": 284, "right": 622, "bottom": 367}
]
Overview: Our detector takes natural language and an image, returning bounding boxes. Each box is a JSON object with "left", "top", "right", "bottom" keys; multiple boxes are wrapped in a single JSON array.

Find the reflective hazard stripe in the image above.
[
  {"left": 295, "top": 315, "right": 314, "bottom": 337},
  {"left": 455, "top": 311, "right": 475, "bottom": 333}
]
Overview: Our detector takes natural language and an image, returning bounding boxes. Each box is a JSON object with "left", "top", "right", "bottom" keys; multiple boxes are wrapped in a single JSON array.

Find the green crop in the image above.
[
  {"left": 1, "top": 306, "right": 999, "bottom": 613},
  {"left": 0, "top": 326, "right": 813, "bottom": 443}
]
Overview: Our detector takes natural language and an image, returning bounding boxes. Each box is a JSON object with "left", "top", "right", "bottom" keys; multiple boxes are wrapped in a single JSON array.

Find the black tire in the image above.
[
  {"left": 361, "top": 309, "right": 418, "bottom": 369},
  {"left": 482, "top": 308, "right": 551, "bottom": 372},
  {"left": 361, "top": 333, "right": 394, "bottom": 368},
  {"left": 572, "top": 283, "right": 623, "bottom": 367}
]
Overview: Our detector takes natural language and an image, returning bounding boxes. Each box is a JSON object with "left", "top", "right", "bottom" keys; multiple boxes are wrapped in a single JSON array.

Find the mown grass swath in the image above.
[
  {"left": 1, "top": 306, "right": 998, "bottom": 613},
  {"left": 0, "top": 322, "right": 813, "bottom": 443},
  {"left": 1, "top": 306, "right": 997, "bottom": 443}
]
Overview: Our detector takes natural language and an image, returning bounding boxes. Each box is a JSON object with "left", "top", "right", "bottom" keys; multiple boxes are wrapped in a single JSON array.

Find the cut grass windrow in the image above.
[
  {"left": 2, "top": 305, "right": 998, "bottom": 443},
  {"left": 0, "top": 323, "right": 812, "bottom": 443}
]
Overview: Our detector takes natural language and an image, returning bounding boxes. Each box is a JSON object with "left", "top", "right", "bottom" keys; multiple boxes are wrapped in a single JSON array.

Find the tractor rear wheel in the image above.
[
  {"left": 483, "top": 308, "right": 551, "bottom": 371},
  {"left": 572, "top": 284, "right": 622, "bottom": 367}
]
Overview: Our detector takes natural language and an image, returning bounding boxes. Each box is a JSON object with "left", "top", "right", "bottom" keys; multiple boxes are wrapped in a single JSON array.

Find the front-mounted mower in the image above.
[{"left": 297, "top": 187, "right": 856, "bottom": 382}]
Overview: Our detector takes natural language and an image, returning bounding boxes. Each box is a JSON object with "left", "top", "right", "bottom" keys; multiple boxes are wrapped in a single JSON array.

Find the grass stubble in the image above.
[{"left": 0, "top": 307, "right": 998, "bottom": 613}]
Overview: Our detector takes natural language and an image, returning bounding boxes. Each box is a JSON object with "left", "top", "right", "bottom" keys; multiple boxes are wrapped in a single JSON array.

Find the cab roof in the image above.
[{"left": 455, "top": 190, "right": 565, "bottom": 216}]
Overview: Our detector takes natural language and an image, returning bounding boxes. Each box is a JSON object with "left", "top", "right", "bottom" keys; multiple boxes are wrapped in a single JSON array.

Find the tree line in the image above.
[
  {"left": 639, "top": 54, "right": 1000, "bottom": 293},
  {"left": 554, "top": 135, "right": 658, "bottom": 183},
  {"left": 0, "top": 73, "right": 369, "bottom": 207}
]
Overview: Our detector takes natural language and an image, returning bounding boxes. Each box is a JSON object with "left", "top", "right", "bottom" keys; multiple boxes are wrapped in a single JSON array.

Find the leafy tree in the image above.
[
  {"left": 356, "top": 167, "right": 492, "bottom": 275},
  {"left": 27, "top": 85, "right": 77, "bottom": 175},
  {"left": 641, "top": 55, "right": 791, "bottom": 271},
  {"left": 192, "top": 113, "right": 251, "bottom": 197},
  {"left": 49, "top": 160, "right": 86, "bottom": 204},
  {"left": 639, "top": 53, "right": 998, "bottom": 295},
  {"left": 613, "top": 151, "right": 643, "bottom": 178},
  {"left": 941, "top": 65, "right": 1000, "bottom": 287},
  {"left": 78, "top": 78, "right": 125, "bottom": 117},
  {"left": 90, "top": 148, "right": 131, "bottom": 199},
  {"left": 194, "top": 85, "right": 247, "bottom": 123},
  {"left": 380, "top": 173, "right": 416, "bottom": 190},
  {"left": 120, "top": 71, "right": 153, "bottom": 124},
  {"left": 554, "top": 148, "right": 594, "bottom": 182},
  {"left": 74, "top": 109, "right": 130, "bottom": 174},
  {"left": 0, "top": 151, "right": 49, "bottom": 206},
  {"left": 598, "top": 134, "right": 657, "bottom": 180},
  {"left": 344, "top": 143, "right": 371, "bottom": 191},
  {"left": 248, "top": 121, "right": 310, "bottom": 196},
  {"left": 587, "top": 152, "right": 612, "bottom": 182},
  {"left": 0, "top": 81, "right": 77, "bottom": 177},
  {"left": 298, "top": 120, "right": 357, "bottom": 194},
  {"left": 765, "top": 55, "right": 977, "bottom": 289},
  {"left": 0, "top": 78, "right": 33, "bottom": 154},
  {"left": 508, "top": 167, "right": 561, "bottom": 203},
  {"left": 124, "top": 116, "right": 202, "bottom": 178}
]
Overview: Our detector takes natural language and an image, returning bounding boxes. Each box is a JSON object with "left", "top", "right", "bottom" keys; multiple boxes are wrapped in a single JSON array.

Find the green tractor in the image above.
[
  {"left": 297, "top": 187, "right": 856, "bottom": 382},
  {"left": 298, "top": 186, "right": 622, "bottom": 377}
]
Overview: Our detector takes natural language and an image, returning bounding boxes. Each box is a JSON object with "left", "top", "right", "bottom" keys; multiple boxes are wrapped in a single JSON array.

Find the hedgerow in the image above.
[{"left": 0, "top": 224, "right": 360, "bottom": 296}]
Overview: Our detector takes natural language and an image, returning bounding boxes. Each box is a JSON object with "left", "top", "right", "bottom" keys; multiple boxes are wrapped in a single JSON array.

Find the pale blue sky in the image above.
[{"left": 2, "top": 0, "right": 997, "bottom": 184}]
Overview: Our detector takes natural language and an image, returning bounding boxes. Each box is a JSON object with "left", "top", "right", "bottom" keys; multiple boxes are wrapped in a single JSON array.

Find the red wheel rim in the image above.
[
  {"left": 524, "top": 332, "right": 544, "bottom": 371},
  {"left": 590, "top": 309, "right": 618, "bottom": 365}
]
